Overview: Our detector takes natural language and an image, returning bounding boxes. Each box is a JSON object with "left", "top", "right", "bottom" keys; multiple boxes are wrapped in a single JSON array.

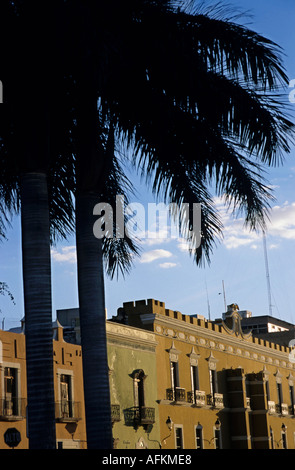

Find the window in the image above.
[
  {"left": 4, "top": 367, "right": 18, "bottom": 416},
  {"left": 60, "top": 374, "right": 73, "bottom": 418},
  {"left": 270, "top": 427, "right": 274, "bottom": 449},
  {"left": 277, "top": 381, "right": 283, "bottom": 409},
  {"left": 175, "top": 426, "right": 184, "bottom": 449},
  {"left": 57, "top": 371, "right": 75, "bottom": 420},
  {"left": 209, "top": 368, "right": 218, "bottom": 395},
  {"left": 290, "top": 385, "right": 295, "bottom": 414},
  {"left": 171, "top": 361, "right": 180, "bottom": 390},
  {"left": 281, "top": 430, "right": 287, "bottom": 449},
  {"left": 195, "top": 425, "right": 203, "bottom": 449},
  {"left": 191, "top": 365, "right": 200, "bottom": 392},
  {"left": 132, "top": 369, "right": 146, "bottom": 408},
  {"left": 265, "top": 379, "right": 270, "bottom": 403},
  {"left": 214, "top": 428, "right": 222, "bottom": 449}
]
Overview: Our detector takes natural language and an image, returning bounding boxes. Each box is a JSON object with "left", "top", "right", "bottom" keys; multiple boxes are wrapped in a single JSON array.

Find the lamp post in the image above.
[
  {"left": 147, "top": 416, "right": 174, "bottom": 449},
  {"left": 275, "top": 423, "right": 287, "bottom": 449},
  {"left": 204, "top": 419, "right": 222, "bottom": 447}
]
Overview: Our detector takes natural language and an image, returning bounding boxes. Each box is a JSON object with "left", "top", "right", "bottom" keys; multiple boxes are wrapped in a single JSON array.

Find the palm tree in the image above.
[
  {"left": 66, "top": 1, "right": 294, "bottom": 449},
  {"left": 0, "top": 1, "right": 77, "bottom": 448},
  {"left": 2, "top": 0, "right": 294, "bottom": 450}
]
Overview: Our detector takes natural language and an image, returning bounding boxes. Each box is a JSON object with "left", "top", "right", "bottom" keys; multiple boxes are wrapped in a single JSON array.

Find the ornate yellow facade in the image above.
[
  {"left": 0, "top": 321, "right": 86, "bottom": 449},
  {"left": 2, "top": 298, "right": 295, "bottom": 449},
  {"left": 115, "top": 299, "right": 295, "bottom": 449}
]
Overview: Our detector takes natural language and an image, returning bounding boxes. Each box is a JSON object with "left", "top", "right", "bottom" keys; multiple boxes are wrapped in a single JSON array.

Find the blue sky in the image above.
[{"left": 1, "top": 0, "right": 295, "bottom": 330}]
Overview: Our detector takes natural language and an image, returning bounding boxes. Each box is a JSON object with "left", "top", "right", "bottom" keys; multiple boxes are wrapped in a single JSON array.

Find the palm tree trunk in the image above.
[
  {"left": 76, "top": 191, "right": 113, "bottom": 449},
  {"left": 20, "top": 173, "right": 56, "bottom": 449}
]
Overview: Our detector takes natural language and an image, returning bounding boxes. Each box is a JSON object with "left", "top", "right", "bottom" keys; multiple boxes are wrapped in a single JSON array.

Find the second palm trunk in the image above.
[{"left": 76, "top": 192, "right": 113, "bottom": 449}]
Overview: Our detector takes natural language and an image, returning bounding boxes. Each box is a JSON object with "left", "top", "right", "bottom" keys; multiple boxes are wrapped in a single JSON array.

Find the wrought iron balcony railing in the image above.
[
  {"left": 207, "top": 393, "right": 224, "bottom": 409},
  {"left": 166, "top": 387, "right": 186, "bottom": 402},
  {"left": 136, "top": 406, "right": 155, "bottom": 425},
  {"left": 187, "top": 390, "right": 206, "bottom": 407},
  {"left": 55, "top": 401, "right": 82, "bottom": 422},
  {"left": 268, "top": 400, "right": 276, "bottom": 414},
  {"left": 111, "top": 404, "right": 121, "bottom": 424},
  {"left": 0, "top": 398, "right": 26, "bottom": 421}
]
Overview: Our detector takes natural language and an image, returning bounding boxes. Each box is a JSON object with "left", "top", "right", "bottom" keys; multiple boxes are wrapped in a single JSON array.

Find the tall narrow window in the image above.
[
  {"left": 270, "top": 427, "right": 274, "bottom": 449},
  {"left": 60, "top": 374, "right": 72, "bottom": 418},
  {"left": 277, "top": 381, "right": 283, "bottom": 411},
  {"left": 214, "top": 428, "right": 222, "bottom": 449},
  {"left": 4, "top": 367, "right": 17, "bottom": 416},
  {"left": 265, "top": 379, "right": 270, "bottom": 403},
  {"left": 209, "top": 368, "right": 218, "bottom": 395},
  {"left": 195, "top": 425, "right": 203, "bottom": 449},
  {"left": 175, "top": 426, "right": 184, "bottom": 449},
  {"left": 133, "top": 370, "right": 146, "bottom": 409},
  {"left": 290, "top": 385, "right": 295, "bottom": 415},
  {"left": 189, "top": 347, "right": 200, "bottom": 402},
  {"left": 171, "top": 361, "right": 180, "bottom": 391},
  {"left": 191, "top": 365, "right": 200, "bottom": 392},
  {"left": 281, "top": 430, "right": 287, "bottom": 449}
]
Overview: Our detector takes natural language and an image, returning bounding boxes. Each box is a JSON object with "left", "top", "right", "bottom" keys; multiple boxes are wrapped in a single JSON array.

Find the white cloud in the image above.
[
  {"left": 266, "top": 202, "right": 295, "bottom": 240},
  {"left": 51, "top": 246, "right": 77, "bottom": 264},
  {"left": 159, "top": 262, "right": 178, "bottom": 269},
  {"left": 139, "top": 249, "right": 173, "bottom": 264},
  {"left": 210, "top": 197, "right": 295, "bottom": 250}
]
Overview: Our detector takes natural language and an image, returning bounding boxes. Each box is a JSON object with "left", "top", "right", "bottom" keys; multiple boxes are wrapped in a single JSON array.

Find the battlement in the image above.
[
  {"left": 122, "top": 298, "right": 166, "bottom": 315},
  {"left": 116, "top": 298, "right": 294, "bottom": 356}
]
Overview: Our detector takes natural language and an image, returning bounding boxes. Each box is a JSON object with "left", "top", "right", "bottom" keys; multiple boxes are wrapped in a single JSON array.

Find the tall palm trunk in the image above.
[
  {"left": 21, "top": 173, "right": 56, "bottom": 449},
  {"left": 76, "top": 192, "right": 113, "bottom": 449}
]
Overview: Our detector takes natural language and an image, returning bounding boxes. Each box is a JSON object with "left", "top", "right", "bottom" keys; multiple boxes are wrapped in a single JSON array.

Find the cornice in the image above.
[
  {"left": 140, "top": 313, "right": 295, "bottom": 370},
  {"left": 106, "top": 321, "right": 157, "bottom": 352}
]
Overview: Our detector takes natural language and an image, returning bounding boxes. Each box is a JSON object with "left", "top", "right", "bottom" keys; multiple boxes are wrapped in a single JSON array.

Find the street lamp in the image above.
[
  {"left": 166, "top": 416, "right": 173, "bottom": 432},
  {"left": 204, "top": 419, "right": 222, "bottom": 446},
  {"left": 147, "top": 416, "right": 174, "bottom": 449},
  {"left": 275, "top": 423, "right": 287, "bottom": 448}
]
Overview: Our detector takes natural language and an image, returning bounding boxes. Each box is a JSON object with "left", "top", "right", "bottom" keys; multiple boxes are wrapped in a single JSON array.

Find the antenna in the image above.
[
  {"left": 222, "top": 280, "right": 227, "bottom": 312},
  {"left": 204, "top": 273, "right": 211, "bottom": 321},
  {"left": 263, "top": 231, "right": 273, "bottom": 316}
]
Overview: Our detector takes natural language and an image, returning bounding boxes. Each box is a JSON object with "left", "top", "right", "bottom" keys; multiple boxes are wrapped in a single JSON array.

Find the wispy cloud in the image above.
[
  {"left": 212, "top": 197, "right": 295, "bottom": 250},
  {"left": 51, "top": 246, "right": 77, "bottom": 264},
  {"left": 159, "top": 262, "right": 179, "bottom": 269},
  {"left": 266, "top": 202, "right": 295, "bottom": 240},
  {"left": 139, "top": 249, "right": 173, "bottom": 264}
]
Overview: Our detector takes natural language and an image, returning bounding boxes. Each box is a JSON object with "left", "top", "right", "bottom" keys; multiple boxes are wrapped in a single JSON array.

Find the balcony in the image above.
[
  {"left": 166, "top": 387, "right": 186, "bottom": 403},
  {"left": 0, "top": 398, "right": 26, "bottom": 421},
  {"left": 111, "top": 404, "right": 121, "bottom": 424},
  {"left": 55, "top": 401, "right": 82, "bottom": 423},
  {"left": 268, "top": 401, "right": 276, "bottom": 414},
  {"left": 133, "top": 406, "right": 155, "bottom": 426},
  {"left": 281, "top": 403, "right": 289, "bottom": 416},
  {"left": 187, "top": 390, "right": 206, "bottom": 407},
  {"left": 207, "top": 393, "right": 224, "bottom": 409},
  {"left": 268, "top": 401, "right": 289, "bottom": 416}
]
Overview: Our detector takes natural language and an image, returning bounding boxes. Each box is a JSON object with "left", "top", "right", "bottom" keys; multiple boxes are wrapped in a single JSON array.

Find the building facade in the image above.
[
  {"left": 112, "top": 299, "right": 295, "bottom": 450},
  {"left": 0, "top": 321, "right": 86, "bottom": 449},
  {"left": 2, "top": 297, "right": 295, "bottom": 449},
  {"left": 107, "top": 321, "right": 160, "bottom": 449}
]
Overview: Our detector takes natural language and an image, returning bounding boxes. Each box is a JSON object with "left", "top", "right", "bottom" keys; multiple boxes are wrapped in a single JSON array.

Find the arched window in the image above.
[{"left": 132, "top": 369, "right": 147, "bottom": 409}]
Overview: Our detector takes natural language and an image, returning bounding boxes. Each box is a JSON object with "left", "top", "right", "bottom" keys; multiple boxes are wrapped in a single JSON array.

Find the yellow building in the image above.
[
  {"left": 0, "top": 320, "right": 86, "bottom": 449},
  {"left": 3, "top": 297, "right": 295, "bottom": 450},
  {"left": 114, "top": 299, "right": 295, "bottom": 450}
]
